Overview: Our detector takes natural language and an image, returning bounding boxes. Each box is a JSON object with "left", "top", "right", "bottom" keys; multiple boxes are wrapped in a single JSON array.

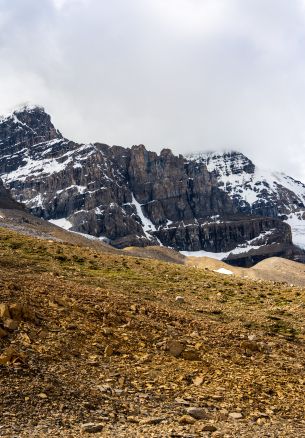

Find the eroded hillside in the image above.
[{"left": 0, "top": 228, "right": 305, "bottom": 437}]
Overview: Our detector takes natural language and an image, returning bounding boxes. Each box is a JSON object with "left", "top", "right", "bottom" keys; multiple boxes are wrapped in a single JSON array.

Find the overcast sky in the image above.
[{"left": 1, "top": 0, "right": 305, "bottom": 179}]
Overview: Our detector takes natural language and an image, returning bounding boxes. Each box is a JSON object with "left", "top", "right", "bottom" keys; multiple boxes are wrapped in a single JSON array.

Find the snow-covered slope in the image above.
[{"left": 187, "top": 151, "right": 305, "bottom": 249}]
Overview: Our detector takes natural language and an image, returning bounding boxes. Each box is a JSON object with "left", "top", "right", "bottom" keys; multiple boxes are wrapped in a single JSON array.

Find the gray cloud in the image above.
[{"left": 1, "top": 0, "right": 305, "bottom": 179}]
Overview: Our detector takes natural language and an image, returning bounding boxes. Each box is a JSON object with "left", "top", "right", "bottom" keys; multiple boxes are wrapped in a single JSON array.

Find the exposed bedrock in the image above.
[{"left": 154, "top": 216, "right": 291, "bottom": 252}]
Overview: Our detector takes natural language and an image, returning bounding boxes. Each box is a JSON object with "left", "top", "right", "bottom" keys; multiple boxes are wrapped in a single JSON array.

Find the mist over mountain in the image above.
[{"left": 2, "top": 1, "right": 305, "bottom": 180}]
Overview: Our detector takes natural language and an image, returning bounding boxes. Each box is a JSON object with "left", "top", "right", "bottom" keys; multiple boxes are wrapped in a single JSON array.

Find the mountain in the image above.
[
  {"left": 0, "top": 105, "right": 304, "bottom": 266},
  {"left": 189, "top": 151, "right": 305, "bottom": 249}
]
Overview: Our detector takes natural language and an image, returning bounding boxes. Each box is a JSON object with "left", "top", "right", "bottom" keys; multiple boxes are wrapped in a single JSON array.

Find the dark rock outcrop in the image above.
[
  {"left": 0, "top": 178, "right": 24, "bottom": 210},
  {"left": 154, "top": 216, "right": 291, "bottom": 252},
  {"left": 128, "top": 145, "right": 235, "bottom": 224},
  {"left": 225, "top": 242, "right": 305, "bottom": 268}
]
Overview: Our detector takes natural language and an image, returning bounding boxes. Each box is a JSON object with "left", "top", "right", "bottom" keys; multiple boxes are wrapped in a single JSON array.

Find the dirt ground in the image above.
[{"left": 0, "top": 228, "right": 305, "bottom": 437}]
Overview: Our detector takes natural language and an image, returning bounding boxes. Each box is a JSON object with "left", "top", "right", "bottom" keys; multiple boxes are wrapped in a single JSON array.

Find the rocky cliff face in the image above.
[
  {"left": 0, "top": 105, "right": 302, "bottom": 265},
  {"left": 188, "top": 151, "right": 305, "bottom": 250},
  {"left": 0, "top": 178, "right": 24, "bottom": 210},
  {"left": 155, "top": 216, "right": 291, "bottom": 253},
  {"left": 188, "top": 151, "right": 305, "bottom": 217},
  {"left": 128, "top": 145, "right": 235, "bottom": 224}
]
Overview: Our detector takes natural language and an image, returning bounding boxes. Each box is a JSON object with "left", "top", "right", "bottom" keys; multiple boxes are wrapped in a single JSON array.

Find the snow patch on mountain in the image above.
[
  {"left": 214, "top": 268, "right": 233, "bottom": 275},
  {"left": 25, "top": 193, "right": 44, "bottom": 208},
  {"left": 48, "top": 217, "right": 111, "bottom": 243},
  {"left": 2, "top": 152, "right": 70, "bottom": 183},
  {"left": 49, "top": 218, "right": 73, "bottom": 230},
  {"left": 286, "top": 213, "right": 305, "bottom": 249},
  {"left": 132, "top": 194, "right": 157, "bottom": 240},
  {"left": 56, "top": 185, "right": 87, "bottom": 195}
]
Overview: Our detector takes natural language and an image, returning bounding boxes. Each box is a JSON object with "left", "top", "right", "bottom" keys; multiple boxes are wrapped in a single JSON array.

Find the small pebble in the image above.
[
  {"left": 81, "top": 423, "right": 103, "bottom": 433},
  {"left": 186, "top": 407, "right": 209, "bottom": 420},
  {"left": 229, "top": 412, "right": 243, "bottom": 420},
  {"left": 179, "top": 415, "right": 196, "bottom": 425}
]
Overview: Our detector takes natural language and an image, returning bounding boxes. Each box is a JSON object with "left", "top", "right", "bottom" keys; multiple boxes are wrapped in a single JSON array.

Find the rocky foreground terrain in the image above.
[
  {"left": 1, "top": 105, "right": 305, "bottom": 266},
  {"left": 1, "top": 226, "right": 305, "bottom": 437}
]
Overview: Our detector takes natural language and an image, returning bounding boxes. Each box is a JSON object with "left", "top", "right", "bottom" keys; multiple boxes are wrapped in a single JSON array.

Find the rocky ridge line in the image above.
[{"left": 0, "top": 106, "right": 303, "bottom": 266}]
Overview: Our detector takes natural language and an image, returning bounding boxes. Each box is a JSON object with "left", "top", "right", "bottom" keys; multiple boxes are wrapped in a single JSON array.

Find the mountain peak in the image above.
[
  {"left": 187, "top": 150, "right": 255, "bottom": 176},
  {"left": 0, "top": 104, "right": 62, "bottom": 152},
  {"left": 0, "top": 104, "right": 46, "bottom": 122},
  {"left": 13, "top": 103, "right": 46, "bottom": 115}
]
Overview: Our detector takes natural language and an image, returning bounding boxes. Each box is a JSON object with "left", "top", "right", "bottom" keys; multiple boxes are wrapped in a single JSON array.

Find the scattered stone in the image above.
[
  {"left": 201, "top": 424, "right": 217, "bottom": 432},
  {"left": 254, "top": 412, "right": 269, "bottom": 420},
  {"left": 87, "top": 355, "right": 99, "bottom": 366},
  {"left": 0, "top": 354, "right": 9, "bottom": 365},
  {"left": 113, "top": 389, "right": 123, "bottom": 395},
  {"left": 0, "top": 304, "right": 10, "bottom": 320},
  {"left": 175, "top": 296, "right": 185, "bottom": 303},
  {"left": 186, "top": 407, "right": 209, "bottom": 420},
  {"left": 181, "top": 349, "right": 201, "bottom": 361},
  {"left": 3, "top": 319, "right": 19, "bottom": 330},
  {"left": 175, "top": 397, "right": 191, "bottom": 406},
  {"left": 167, "top": 340, "right": 185, "bottom": 358},
  {"left": 217, "top": 409, "right": 228, "bottom": 420},
  {"left": 0, "top": 348, "right": 26, "bottom": 366},
  {"left": 104, "top": 345, "right": 113, "bottom": 357},
  {"left": 179, "top": 415, "right": 196, "bottom": 425},
  {"left": 241, "top": 340, "right": 260, "bottom": 353},
  {"left": 37, "top": 393, "right": 48, "bottom": 399},
  {"left": 193, "top": 375, "right": 204, "bottom": 386},
  {"left": 97, "top": 384, "right": 111, "bottom": 393},
  {"left": 137, "top": 353, "right": 152, "bottom": 364},
  {"left": 81, "top": 423, "right": 104, "bottom": 433},
  {"left": 19, "top": 333, "right": 31, "bottom": 345},
  {"left": 0, "top": 327, "right": 8, "bottom": 338},
  {"left": 102, "top": 327, "right": 112, "bottom": 335},
  {"left": 211, "top": 395, "right": 223, "bottom": 401},
  {"left": 139, "top": 417, "right": 165, "bottom": 425},
  {"left": 126, "top": 416, "right": 139, "bottom": 423},
  {"left": 229, "top": 412, "right": 243, "bottom": 420},
  {"left": 22, "top": 305, "right": 36, "bottom": 322},
  {"left": 9, "top": 303, "right": 23, "bottom": 321}
]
